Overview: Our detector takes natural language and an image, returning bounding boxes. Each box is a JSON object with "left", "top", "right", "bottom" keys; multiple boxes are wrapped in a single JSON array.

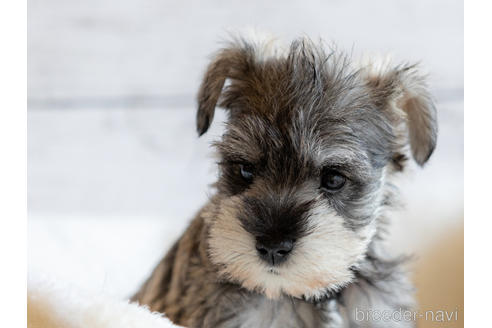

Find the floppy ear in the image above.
[
  {"left": 365, "top": 64, "right": 437, "bottom": 166},
  {"left": 196, "top": 47, "right": 251, "bottom": 136}
]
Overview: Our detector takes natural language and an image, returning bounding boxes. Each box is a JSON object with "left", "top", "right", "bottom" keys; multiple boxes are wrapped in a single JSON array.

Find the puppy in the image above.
[{"left": 132, "top": 35, "right": 437, "bottom": 328}]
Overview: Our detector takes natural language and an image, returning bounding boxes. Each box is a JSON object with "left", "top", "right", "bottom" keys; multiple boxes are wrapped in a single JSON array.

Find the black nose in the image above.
[{"left": 255, "top": 240, "right": 294, "bottom": 266}]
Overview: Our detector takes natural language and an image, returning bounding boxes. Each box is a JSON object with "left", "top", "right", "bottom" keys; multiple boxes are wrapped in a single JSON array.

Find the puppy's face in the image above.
[{"left": 197, "top": 37, "right": 436, "bottom": 300}]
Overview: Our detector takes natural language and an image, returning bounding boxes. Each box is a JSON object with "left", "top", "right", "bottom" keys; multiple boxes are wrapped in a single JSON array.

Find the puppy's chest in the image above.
[{"left": 222, "top": 296, "right": 323, "bottom": 328}]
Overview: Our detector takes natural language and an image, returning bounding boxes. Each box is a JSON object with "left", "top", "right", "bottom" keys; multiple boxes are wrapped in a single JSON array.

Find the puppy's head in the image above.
[{"left": 198, "top": 36, "right": 437, "bottom": 300}]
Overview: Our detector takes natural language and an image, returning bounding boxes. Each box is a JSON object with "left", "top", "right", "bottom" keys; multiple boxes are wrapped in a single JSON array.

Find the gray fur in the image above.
[{"left": 133, "top": 36, "right": 437, "bottom": 328}]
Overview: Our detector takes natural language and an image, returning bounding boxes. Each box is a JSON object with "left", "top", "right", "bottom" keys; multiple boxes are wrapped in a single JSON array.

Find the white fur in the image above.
[
  {"left": 207, "top": 197, "right": 375, "bottom": 300},
  {"left": 236, "top": 29, "right": 288, "bottom": 62},
  {"left": 356, "top": 53, "right": 395, "bottom": 77}
]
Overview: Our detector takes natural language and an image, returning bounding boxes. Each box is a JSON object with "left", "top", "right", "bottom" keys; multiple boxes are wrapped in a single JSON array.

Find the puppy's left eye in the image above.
[
  {"left": 321, "top": 169, "right": 346, "bottom": 192},
  {"left": 239, "top": 163, "right": 254, "bottom": 181}
]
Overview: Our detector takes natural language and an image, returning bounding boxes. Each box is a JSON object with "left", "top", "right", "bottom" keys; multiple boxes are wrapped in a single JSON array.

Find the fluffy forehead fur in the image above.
[{"left": 196, "top": 36, "right": 437, "bottom": 301}]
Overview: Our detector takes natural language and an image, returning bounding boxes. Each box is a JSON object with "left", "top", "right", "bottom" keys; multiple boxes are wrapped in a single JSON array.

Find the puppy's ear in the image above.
[
  {"left": 196, "top": 47, "right": 251, "bottom": 136},
  {"left": 365, "top": 64, "right": 437, "bottom": 166}
]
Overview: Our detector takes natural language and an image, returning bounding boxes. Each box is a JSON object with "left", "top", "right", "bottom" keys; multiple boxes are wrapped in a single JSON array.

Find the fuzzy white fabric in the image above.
[{"left": 27, "top": 277, "right": 182, "bottom": 328}]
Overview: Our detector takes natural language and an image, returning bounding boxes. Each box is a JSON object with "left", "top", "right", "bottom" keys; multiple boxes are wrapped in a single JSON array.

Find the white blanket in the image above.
[{"left": 27, "top": 277, "right": 181, "bottom": 328}]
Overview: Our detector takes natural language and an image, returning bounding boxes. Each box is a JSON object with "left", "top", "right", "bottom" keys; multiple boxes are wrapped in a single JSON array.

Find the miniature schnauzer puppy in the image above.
[{"left": 132, "top": 35, "right": 437, "bottom": 328}]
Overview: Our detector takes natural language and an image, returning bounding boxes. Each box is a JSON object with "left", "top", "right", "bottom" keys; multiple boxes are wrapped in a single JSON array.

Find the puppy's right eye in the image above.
[
  {"left": 321, "top": 169, "right": 346, "bottom": 192},
  {"left": 239, "top": 163, "right": 254, "bottom": 182}
]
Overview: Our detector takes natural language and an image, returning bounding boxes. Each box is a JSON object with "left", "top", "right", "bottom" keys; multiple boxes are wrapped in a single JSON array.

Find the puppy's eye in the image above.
[
  {"left": 239, "top": 163, "right": 254, "bottom": 181},
  {"left": 321, "top": 169, "right": 346, "bottom": 192}
]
